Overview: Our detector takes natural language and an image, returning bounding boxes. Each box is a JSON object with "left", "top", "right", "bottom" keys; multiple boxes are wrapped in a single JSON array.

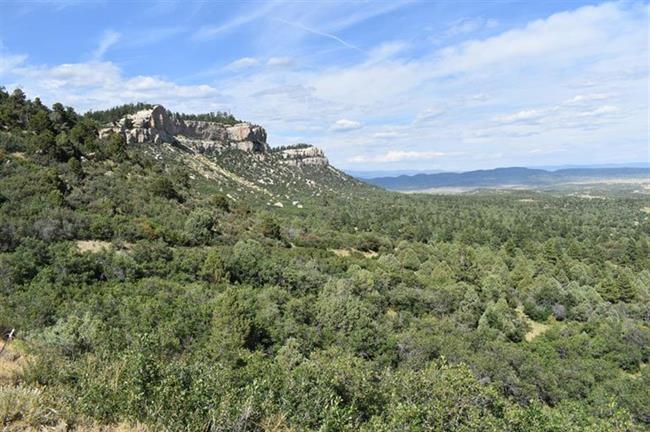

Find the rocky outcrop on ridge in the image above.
[
  {"left": 99, "top": 105, "right": 269, "bottom": 153},
  {"left": 278, "top": 146, "right": 329, "bottom": 166}
]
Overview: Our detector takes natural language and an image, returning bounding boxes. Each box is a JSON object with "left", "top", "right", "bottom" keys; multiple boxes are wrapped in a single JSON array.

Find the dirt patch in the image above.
[
  {"left": 642, "top": 207, "right": 650, "bottom": 214},
  {"left": 76, "top": 241, "right": 133, "bottom": 254},
  {"left": 330, "top": 248, "right": 378, "bottom": 258},
  {"left": 77, "top": 240, "right": 113, "bottom": 253}
]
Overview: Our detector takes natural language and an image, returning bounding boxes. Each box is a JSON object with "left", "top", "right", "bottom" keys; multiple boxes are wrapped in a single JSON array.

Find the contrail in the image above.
[{"left": 275, "top": 18, "right": 364, "bottom": 52}]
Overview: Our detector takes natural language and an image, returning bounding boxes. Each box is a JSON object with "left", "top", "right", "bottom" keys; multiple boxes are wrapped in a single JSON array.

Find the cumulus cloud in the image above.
[
  {"left": 2, "top": 59, "right": 222, "bottom": 112},
  {"left": 330, "top": 119, "right": 362, "bottom": 131},
  {"left": 434, "top": 2, "right": 644, "bottom": 76}
]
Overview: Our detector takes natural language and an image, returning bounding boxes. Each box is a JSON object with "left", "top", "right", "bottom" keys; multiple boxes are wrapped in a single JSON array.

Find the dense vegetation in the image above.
[
  {"left": 1, "top": 88, "right": 649, "bottom": 431},
  {"left": 85, "top": 103, "right": 156, "bottom": 124},
  {"left": 270, "top": 143, "right": 314, "bottom": 152},
  {"left": 85, "top": 103, "right": 240, "bottom": 126},
  {"left": 177, "top": 111, "right": 241, "bottom": 125}
]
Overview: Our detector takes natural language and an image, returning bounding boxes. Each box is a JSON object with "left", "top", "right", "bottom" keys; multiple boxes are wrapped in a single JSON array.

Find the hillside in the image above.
[
  {"left": 1, "top": 88, "right": 649, "bottom": 431},
  {"left": 95, "top": 104, "right": 374, "bottom": 205},
  {"left": 366, "top": 166, "right": 650, "bottom": 191}
]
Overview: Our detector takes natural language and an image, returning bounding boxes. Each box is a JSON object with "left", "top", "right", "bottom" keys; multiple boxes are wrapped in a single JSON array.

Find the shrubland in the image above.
[{"left": 0, "top": 87, "right": 648, "bottom": 431}]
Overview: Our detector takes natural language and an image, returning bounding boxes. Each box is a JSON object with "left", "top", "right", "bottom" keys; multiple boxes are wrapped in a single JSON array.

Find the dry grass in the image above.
[
  {"left": 72, "top": 421, "right": 152, "bottom": 431},
  {"left": 0, "top": 341, "right": 28, "bottom": 385},
  {"left": 516, "top": 306, "right": 551, "bottom": 342},
  {"left": 1, "top": 340, "right": 152, "bottom": 432},
  {"left": 0, "top": 385, "right": 58, "bottom": 430},
  {"left": 259, "top": 414, "right": 296, "bottom": 432},
  {"left": 642, "top": 207, "right": 650, "bottom": 214},
  {"left": 524, "top": 320, "right": 551, "bottom": 342}
]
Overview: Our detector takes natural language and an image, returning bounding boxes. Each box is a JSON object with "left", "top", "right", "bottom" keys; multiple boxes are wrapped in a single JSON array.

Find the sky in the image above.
[{"left": 0, "top": 0, "right": 648, "bottom": 171}]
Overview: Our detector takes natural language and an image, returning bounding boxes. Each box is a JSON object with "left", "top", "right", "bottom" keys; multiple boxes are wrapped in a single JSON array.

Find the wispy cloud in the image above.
[
  {"left": 124, "top": 26, "right": 186, "bottom": 48},
  {"left": 446, "top": 17, "right": 498, "bottom": 36},
  {"left": 225, "top": 57, "right": 260, "bottom": 70},
  {"left": 92, "top": 30, "right": 120, "bottom": 61},
  {"left": 0, "top": 44, "right": 27, "bottom": 74},
  {"left": 192, "top": 3, "right": 277, "bottom": 41},
  {"left": 267, "top": 57, "right": 293, "bottom": 67},
  {"left": 350, "top": 150, "right": 447, "bottom": 163}
]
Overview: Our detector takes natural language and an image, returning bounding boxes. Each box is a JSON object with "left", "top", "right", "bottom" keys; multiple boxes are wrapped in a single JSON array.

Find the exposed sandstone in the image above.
[
  {"left": 99, "top": 105, "right": 270, "bottom": 154},
  {"left": 278, "top": 146, "right": 329, "bottom": 166}
]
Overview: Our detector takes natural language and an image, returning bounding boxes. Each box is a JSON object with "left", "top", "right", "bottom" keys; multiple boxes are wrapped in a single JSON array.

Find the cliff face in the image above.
[
  {"left": 278, "top": 146, "right": 329, "bottom": 166},
  {"left": 99, "top": 105, "right": 270, "bottom": 153},
  {"left": 99, "top": 106, "right": 334, "bottom": 177}
]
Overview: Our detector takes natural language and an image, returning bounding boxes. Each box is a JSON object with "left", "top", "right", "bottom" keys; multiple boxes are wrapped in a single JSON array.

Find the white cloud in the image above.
[
  {"left": 414, "top": 107, "right": 445, "bottom": 123},
  {"left": 226, "top": 57, "right": 260, "bottom": 70},
  {"left": 495, "top": 109, "right": 546, "bottom": 125},
  {"left": 330, "top": 119, "right": 362, "bottom": 131},
  {"left": 267, "top": 57, "right": 293, "bottom": 67},
  {"left": 3, "top": 60, "right": 222, "bottom": 113},
  {"left": 1, "top": 1, "right": 646, "bottom": 170},
  {"left": 564, "top": 93, "right": 615, "bottom": 104},
  {"left": 0, "top": 52, "right": 27, "bottom": 74},
  {"left": 365, "top": 41, "right": 408, "bottom": 63},
  {"left": 350, "top": 150, "right": 446, "bottom": 163},
  {"left": 446, "top": 17, "right": 499, "bottom": 36},
  {"left": 373, "top": 131, "right": 401, "bottom": 139},
  {"left": 435, "top": 2, "right": 642, "bottom": 76},
  {"left": 577, "top": 105, "right": 619, "bottom": 117},
  {"left": 92, "top": 30, "right": 121, "bottom": 61}
]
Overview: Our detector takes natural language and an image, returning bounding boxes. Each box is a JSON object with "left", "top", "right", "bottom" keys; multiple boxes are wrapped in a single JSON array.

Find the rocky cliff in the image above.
[
  {"left": 99, "top": 105, "right": 269, "bottom": 153},
  {"left": 278, "top": 146, "right": 329, "bottom": 166}
]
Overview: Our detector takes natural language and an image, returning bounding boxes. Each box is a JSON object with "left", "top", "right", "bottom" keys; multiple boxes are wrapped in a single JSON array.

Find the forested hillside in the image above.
[{"left": 1, "top": 88, "right": 649, "bottom": 431}]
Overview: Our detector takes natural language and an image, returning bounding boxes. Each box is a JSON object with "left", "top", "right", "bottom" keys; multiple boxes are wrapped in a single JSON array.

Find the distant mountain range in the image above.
[
  {"left": 364, "top": 166, "right": 650, "bottom": 191},
  {"left": 345, "top": 169, "right": 446, "bottom": 179}
]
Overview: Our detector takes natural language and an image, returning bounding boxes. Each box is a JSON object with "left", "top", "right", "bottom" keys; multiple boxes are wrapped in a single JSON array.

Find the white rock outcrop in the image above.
[
  {"left": 99, "top": 105, "right": 270, "bottom": 154},
  {"left": 278, "top": 146, "right": 329, "bottom": 166}
]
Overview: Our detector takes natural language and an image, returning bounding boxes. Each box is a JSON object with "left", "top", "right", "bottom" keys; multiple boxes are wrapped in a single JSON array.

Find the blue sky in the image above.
[{"left": 1, "top": 0, "right": 648, "bottom": 171}]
